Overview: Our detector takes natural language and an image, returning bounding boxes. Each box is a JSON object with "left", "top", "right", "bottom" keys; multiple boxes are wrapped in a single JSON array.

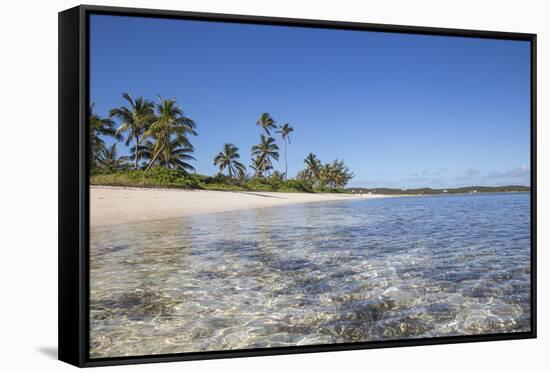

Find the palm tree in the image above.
[
  {"left": 318, "top": 160, "right": 354, "bottom": 189},
  {"left": 276, "top": 123, "right": 294, "bottom": 179},
  {"left": 97, "top": 143, "right": 126, "bottom": 171},
  {"left": 236, "top": 167, "right": 249, "bottom": 183},
  {"left": 329, "top": 159, "right": 354, "bottom": 188},
  {"left": 256, "top": 113, "right": 277, "bottom": 135},
  {"left": 154, "top": 139, "right": 196, "bottom": 171},
  {"left": 251, "top": 135, "right": 279, "bottom": 177},
  {"left": 319, "top": 163, "right": 334, "bottom": 188},
  {"left": 127, "top": 142, "right": 150, "bottom": 169},
  {"left": 89, "top": 103, "right": 118, "bottom": 168},
  {"left": 214, "top": 143, "right": 246, "bottom": 178},
  {"left": 109, "top": 93, "right": 155, "bottom": 170},
  {"left": 134, "top": 139, "right": 195, "bottom": 171},
  {"left": 303, "top": 152, "right": 321, "bottom": 183},
  {"left": 250, "top": 157, "right": 270, "bottom": 177},
  {"left": 144, "top": 96, "right": 197, "bottom": 171}
]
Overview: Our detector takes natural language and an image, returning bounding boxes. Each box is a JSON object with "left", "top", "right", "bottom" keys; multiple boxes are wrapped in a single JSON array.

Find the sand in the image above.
[{"left": 91, "top": 186, "right": 388, "bottom": 227}]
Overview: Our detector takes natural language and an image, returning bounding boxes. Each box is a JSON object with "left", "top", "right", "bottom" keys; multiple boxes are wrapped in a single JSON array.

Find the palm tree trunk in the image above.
[
  {"left": 134, "top": 134, "right": 139, "bottom": 170},
  {"left": 284, "top": 141, "right": 288, "bottom": 180},
  {"left": 145, "top": 143, "right": 165, "bottom": 172}
]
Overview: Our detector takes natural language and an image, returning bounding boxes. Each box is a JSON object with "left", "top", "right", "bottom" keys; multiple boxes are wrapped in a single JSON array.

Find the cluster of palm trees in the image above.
[
  {"left": 297, "top": 153, "right": 354, "bottom": 189},
  {"left": 213, "top": 112, "right": 294, "bottom": 179},
  {"left": 91, "top": 95, "right": 354, "bottom": 189},
  {"left": 89, "top": 104, "right": 120, "bottom": 170},
  {"left": 211, "top": 113, "right": 352, "bottom": 189},
  {"left": 90, "top": 93, "right": 196, "bottom": 172}
]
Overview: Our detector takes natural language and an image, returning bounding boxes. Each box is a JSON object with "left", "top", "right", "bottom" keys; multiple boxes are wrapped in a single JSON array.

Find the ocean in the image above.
[{"left": 90, "top": 192, "right": 531, "bottom": 357}]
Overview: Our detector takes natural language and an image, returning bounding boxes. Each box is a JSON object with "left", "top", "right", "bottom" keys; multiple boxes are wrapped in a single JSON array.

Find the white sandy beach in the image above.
[{"left": 91, "top": 186, "right": 388, "bottom": 227}]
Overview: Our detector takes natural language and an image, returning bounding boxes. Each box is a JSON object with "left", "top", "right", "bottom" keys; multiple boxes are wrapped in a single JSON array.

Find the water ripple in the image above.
[{"left": 90, "top": 193, "right": 531, "bottom": 358}]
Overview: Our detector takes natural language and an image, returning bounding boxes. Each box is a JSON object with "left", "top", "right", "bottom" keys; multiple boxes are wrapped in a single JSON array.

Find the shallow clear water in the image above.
[{"left": 90, "top": 192, "right": 531, "bottom": 358}]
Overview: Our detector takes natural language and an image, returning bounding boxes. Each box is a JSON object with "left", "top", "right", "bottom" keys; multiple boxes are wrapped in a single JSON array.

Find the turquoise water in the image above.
[{"left": 90, "top": 192, "right": 531, "bottom": 358}]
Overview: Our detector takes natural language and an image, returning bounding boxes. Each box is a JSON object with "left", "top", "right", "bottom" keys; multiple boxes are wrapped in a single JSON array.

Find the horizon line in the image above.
[{"left": 347, "top": 184, "right": 530, "bottom": 190}]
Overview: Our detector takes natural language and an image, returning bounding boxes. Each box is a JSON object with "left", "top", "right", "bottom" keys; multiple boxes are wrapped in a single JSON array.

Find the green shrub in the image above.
[
  {"left": 241, "top": 178, "right": 313, "bottom": 193},
  {"left": 282, "top": 179, "right": 314, "bottom": 193},
  {"left": 90, "top": 167, "right": 201, "bottom": 189},
  {"left": 92, "top": 168, "right": 320, "bottom": 194}
]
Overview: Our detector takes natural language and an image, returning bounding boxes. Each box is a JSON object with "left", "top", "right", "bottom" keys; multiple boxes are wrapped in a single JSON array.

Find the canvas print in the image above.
[{"left": 88, "top": 15, "right": 532, "bottom": 358}]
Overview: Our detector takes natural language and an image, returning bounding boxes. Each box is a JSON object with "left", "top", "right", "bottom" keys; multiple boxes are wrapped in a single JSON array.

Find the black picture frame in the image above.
[{"left": 59, "top": 4, "right": 537, "bottom": 368}]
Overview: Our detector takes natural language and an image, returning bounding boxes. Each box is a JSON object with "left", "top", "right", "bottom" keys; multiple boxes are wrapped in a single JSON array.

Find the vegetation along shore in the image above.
[{"left": 91, "top": 93, "right": 353, "bottom": 193}]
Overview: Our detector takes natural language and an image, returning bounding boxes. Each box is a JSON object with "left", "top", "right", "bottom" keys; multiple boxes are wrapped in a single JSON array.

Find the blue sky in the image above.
[{"left": 90, "top": 15, "right": 531, "bottom": 188}]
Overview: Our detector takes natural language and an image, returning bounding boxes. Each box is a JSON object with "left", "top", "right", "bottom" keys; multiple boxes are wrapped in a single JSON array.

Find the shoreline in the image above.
[{"left": 91, "top": 186, "right": 389, "bottom": 227}]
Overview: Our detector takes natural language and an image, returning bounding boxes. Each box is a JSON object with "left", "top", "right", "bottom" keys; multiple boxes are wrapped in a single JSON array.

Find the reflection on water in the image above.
[{"left": 90, "top": 193, "right": 531, "bottom": 358}]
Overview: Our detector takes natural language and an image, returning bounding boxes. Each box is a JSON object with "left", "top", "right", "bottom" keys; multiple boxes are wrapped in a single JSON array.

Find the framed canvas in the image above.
[{"left": 58, "top": 5, "right": 537, "bottom": 367}]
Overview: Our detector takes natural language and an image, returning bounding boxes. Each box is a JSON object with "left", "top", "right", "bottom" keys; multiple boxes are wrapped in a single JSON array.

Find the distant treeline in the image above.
[{"left": 346, "top": 185, "right": 530, "bottom": 195}]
